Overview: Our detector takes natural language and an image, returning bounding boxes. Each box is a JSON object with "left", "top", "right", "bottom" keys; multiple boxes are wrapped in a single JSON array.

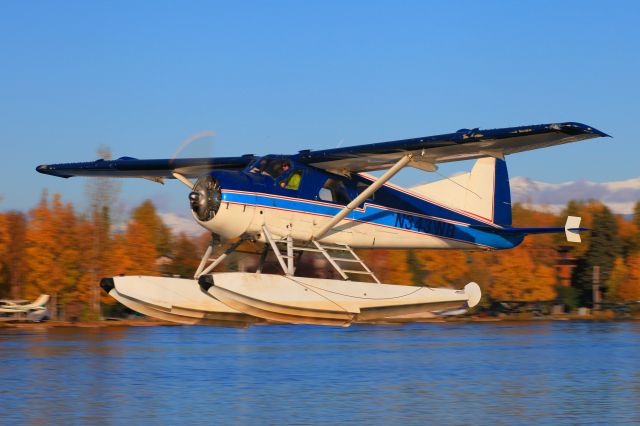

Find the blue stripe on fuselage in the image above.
[{"left": 221, "top": 190, "right": 523, "bottom": 250}]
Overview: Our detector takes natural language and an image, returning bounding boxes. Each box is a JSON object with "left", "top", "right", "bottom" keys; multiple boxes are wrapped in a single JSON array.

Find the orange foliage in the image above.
[
  {"left": 113, "top": 222, "right": 159, "bottom": 276},
  {"left": 487, "top": 247, "right": 557, "bottom": 301},
  {"left": 0, "top": 213, "right": 8, "bottom": 271},
  {"left": 414, "top": 250, "right": 469, "bottom": 287},
  {"left": 617, "top": 254, "right": 640, "bottom": 302},
  {"left": 131, "top": 200, "right": 172, "bottom": 255},
  {"left": 24, "top": 193, "right": 83, "bottom": 303},
  {"left": 2, "top": 193, "right": 639, "bottom": 313}
]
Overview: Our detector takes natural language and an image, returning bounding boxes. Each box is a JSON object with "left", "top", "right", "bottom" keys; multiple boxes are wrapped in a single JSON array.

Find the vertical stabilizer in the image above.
[{"left": 410, "top": 157, "right": 512, "bottom": 225}]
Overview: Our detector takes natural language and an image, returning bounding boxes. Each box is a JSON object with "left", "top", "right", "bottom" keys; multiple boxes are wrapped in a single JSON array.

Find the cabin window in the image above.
[
  {"left": 319, "top": 187, "right": 333, "bottom": 201},
  {"left": 319, "top": 178, "right": 351, "bottom": 204},
  {"left": 249, "top": 158, "right": 268, "bottom": 174},
  {"left": 280, "top": 170, "right": 303, "bottom": 191}
]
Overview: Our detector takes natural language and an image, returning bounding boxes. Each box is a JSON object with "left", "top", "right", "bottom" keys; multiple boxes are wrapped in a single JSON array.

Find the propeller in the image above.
[
  {"left": 168, "top": 130, "right": 222, "bottom": 222},
  {"left": 170, "top": 130, "right": 216, "bottom": 161}
]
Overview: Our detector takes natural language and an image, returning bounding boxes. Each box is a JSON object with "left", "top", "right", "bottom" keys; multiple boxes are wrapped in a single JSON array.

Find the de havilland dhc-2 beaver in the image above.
[{"left": 37, "top": 122, "right": 608, "bottom": 327}]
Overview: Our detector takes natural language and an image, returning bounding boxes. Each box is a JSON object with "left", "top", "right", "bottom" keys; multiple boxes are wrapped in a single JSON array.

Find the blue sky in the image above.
[{"left": 1, "top": 1, "right": 638, "bottom": 215}]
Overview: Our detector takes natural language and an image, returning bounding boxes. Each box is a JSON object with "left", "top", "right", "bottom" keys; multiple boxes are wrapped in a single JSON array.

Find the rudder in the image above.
[{"left": 410, "top": 157, "right": 512, "bottom": 226}]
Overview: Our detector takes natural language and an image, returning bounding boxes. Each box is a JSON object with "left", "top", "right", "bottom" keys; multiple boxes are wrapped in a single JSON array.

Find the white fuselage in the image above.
[{"left": 193, "top": 190, "right": 481, "bottom": 250}]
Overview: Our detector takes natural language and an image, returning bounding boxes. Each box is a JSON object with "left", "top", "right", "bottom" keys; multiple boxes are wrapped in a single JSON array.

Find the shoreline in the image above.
[{"left": 1, "top": 313, "right": 639, "bottom": 329}]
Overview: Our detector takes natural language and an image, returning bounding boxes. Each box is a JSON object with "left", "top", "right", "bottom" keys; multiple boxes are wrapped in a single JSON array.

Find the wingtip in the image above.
[
  {"left": 36, "top": 164, "right": 71, "bottom": 178},
  {"left": 558, "top": 122, "right": 610, "bottom": 138}
]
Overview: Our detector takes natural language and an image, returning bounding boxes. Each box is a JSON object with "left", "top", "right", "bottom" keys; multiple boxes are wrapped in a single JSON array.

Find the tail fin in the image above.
[{"left": 410, "top": 157, "right": 512, "bottom": 225}]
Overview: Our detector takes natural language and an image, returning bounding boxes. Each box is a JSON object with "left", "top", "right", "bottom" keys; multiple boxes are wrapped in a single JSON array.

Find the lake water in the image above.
[{"left": 1, "top": 321, "right": 639, "bottom": 425}]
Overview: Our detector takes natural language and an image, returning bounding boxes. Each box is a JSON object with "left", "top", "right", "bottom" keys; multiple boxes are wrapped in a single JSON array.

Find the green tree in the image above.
[
  {"left": 632, "top": 201, "right": 640, "bottom": 253},
  {"left": 571, "top": 205, "right": 621, "bottom": 306}
]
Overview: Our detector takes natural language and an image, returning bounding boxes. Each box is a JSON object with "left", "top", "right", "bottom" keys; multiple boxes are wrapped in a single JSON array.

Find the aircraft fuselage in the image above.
[{"left": 191, "top": 155, "right": 523, "bottom": 250}]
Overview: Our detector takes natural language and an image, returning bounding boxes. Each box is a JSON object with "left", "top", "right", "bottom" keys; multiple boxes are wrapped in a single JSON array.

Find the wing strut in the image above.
[
  {"left": 314, "top": 153, "right": 414, "bottom": 240},
  {"left": 172, "top": 172, "right": 194, "bottom": 189}
]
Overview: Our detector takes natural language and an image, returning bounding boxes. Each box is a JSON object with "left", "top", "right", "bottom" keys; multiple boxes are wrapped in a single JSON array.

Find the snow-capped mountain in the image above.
[
  {"left": 510, "top": 176, "right": 640, "bottom": 215},
  {"left": 159, "top": 212, "right": 205, "bottom": 237}
]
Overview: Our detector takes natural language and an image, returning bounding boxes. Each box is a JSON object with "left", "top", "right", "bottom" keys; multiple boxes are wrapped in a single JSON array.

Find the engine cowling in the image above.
[{"left": 188, "top": 173, "right": 258, "bottom": 239}]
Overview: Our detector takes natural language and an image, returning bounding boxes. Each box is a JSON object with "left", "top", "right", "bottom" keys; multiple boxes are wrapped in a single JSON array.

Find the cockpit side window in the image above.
[
  {"left": 319, "top": 178, "right": 351, "bottom": 205},
  {"left": 248, "top": 158, "right": 292, "bottom": 179}
]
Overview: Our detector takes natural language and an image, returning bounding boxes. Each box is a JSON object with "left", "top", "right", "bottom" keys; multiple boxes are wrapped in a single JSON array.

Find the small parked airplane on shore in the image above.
[
  {"left": 0, "top": 295, "right": 49, "bottom": 322},
  {"left": 37, "top": 122, "right": 607, "bottom": 326}
]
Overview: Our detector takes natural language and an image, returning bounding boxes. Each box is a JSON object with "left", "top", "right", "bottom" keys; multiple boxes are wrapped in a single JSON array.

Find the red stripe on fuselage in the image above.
[{"left": 221, "top": 197, "right": 494, "bottom": 250}]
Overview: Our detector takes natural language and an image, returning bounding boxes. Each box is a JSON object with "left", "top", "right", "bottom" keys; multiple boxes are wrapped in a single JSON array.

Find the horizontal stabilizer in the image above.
[
  {"left": 565, "top": 216, "right": 583, "bottom": 243},
  {"left": 470, "top": 215, "right": 587, "bottom": 243}
]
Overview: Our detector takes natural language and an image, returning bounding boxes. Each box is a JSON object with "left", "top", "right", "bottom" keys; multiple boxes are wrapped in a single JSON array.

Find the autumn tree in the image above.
[
  {"left": 131, "top": 200, "right": 172, "bottom": 256},
  {"left": 616, "top": 253, "right": 640, "bottom": 302},
  {"left": 107, "top": 222, "right": 159, "bottom": 276},
  {"left": 607, "top": 257, "right": 628, "bottom": 303},
  {"left": 24, "top": 192, "right": 83, "bottom": 318},
  {"left": 487, "top": 247, "right": 557, "bottom": 301},
  {"left": 163, "top": 232, "right": 200, "bottom": 278},
  {"left": 7, "top": 212, "right": 27, "bottom": 299},
  {"left": 412, "top": 250, "right": 470, "bottom": 287},
  {"left": 0, "top": 213, "right": 9, "bottom": 297}
]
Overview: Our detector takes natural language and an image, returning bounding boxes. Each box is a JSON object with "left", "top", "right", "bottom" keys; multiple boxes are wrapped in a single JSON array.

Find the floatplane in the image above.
[
  {"left": 0, "top": 295, "right": 49, "bottom": 322},
  {"left": 37, "top": 122, "right": 607, "bottom": 327}
]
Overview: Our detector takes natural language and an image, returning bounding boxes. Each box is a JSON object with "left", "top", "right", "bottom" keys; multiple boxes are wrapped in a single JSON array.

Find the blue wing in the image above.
[
  {"left": 36, "top": 122, "right": 607, "bottom": 179},
  {"left": 36, "top": 155, "right": 257, "bottom": 179},
  {"left": 292, "top": 122, "right": 608, "bottom": 173}
]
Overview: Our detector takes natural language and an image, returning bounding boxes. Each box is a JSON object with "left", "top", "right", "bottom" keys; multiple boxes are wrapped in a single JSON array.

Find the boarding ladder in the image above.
[
  {"left": 261, "top": 226, "right": 380, "bottom": 283},
  {"left": 195, "top": 228, "right": 381, "bottom": 284},
  {"left": 311, "top": 241, "right": 381, "bottom": 284}
]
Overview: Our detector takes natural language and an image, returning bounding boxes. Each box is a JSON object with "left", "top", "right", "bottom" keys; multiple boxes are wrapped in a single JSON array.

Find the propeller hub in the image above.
[{"left": 190, "top": 175, "right": 221, "bottom": 222}]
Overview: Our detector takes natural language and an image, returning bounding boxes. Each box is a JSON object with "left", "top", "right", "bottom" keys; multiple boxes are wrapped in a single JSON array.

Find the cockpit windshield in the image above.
[{"left": 248, "top": 158, "right": 292, "bottom": 179}]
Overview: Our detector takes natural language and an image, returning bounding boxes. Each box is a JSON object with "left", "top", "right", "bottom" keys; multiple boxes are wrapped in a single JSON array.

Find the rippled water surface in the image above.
[{"left": 1, "top": 321, "right": 639, "bottom": 425}]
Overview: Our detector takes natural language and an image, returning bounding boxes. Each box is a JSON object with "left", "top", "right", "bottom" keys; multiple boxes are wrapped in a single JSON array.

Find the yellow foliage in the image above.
[
  {"left": 24, "top": 193, "right": 83, "bottom": 302},
  {"left": 607, "top": 257, "right": 628, "bottom": 302},
  {"left": 380, "top": 250, "right": 411, "bottom": 284},
  {"left": 131, "top": 200, "right": 172, "bottom": 255},
  {"left": 123, "top": 222, "right": 160, "bottom": 275},
  {"left": 617, "top": 253, "right": 640, "bottom": 302},
  {"left": 488, "top": 247, "right": 557, "bottom": 301},
  {"left": 0, "top": 213, "right": 8, "bottom": 282},
  {"left": 4, "top": 192, "right": 639, "bottom": 311},
  {"left": 414, "top": 250, "right": 469, "bottom": 287}
]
